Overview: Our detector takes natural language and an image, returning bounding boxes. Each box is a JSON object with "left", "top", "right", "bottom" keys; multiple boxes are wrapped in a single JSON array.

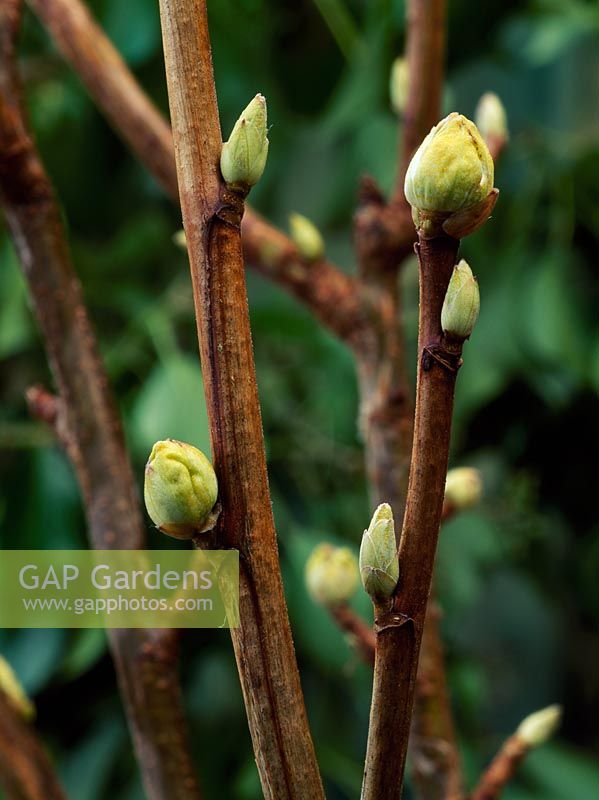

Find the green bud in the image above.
[
  {"left": 359, "top": 503, "right": 399, "bottom": 603},
  {"left": 517, "top": 704, "right": 562, "bottom": 748},
  {"left": 441, "top": 259, "right": 480, "bottom": 340},
  {"left": 390, "top": 57, "right": 409, "bottom": 116},
  {"left": 0, "top": 655, "right": 35, "bottom": 721},
  {"left": 305, "top": 543, "right": 359, "bottom": 606},
  {"left": 445, "top": 467, "right": 483, "bottom": 510},
  {"left": 220, "top": 94, "right": 269, "bottom": 191},
  {"left": 405, "top": 113, "right": 495, "bottom": 239},
  {"left": 173, "top": 229, "right": 187, "bottom": 250},
  {"left": 289, "top": 212, "right": 325, "bottom": 261},
  {"left": 144, "top": 439, "right": 218, "bottom": 540},
  {"left": 475, "top": 92, "right": 508, "bottom": 144}
]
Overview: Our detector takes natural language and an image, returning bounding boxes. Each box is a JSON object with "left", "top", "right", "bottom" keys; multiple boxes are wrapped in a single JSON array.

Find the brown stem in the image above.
[
  {"left": 0, "top": 5, "right": 200, "bottom": 799},
  {"left": 361, "top": 234, "right": 461, "bottom": 800},
  {"left": 470, "top": 735, "right": 530, "bottom": 800},
  {"left": 157, "top": 1, "right": 324, "bottom": 797},
  {"left": 395, "top": 0, "right": 446, "bottom": 203},
  {"left": 411, "top": 600, "right": 462, "bottom": 800},
  {"left": 329, "top": 603, "right": 376, "bottom": 666},
  {"left": 0, "top": 690, "right": 65, "bottom": 800},
  {"left": 26, "top": 0, "right": 364, "bottom": 344}
]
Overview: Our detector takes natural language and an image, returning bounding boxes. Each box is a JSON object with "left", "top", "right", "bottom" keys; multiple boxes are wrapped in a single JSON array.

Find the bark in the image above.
[
  {"left": 157, "top": 1, "right": 324, "bottom": 797},
  {"left": 0, "top": 691, "right": 65, "bottom": 800},
  {"left": 361, "top": 234, "right": 462, "bottom": 800},
  {"left": 0, "top": 5, "right": 200, "bottom": 798}
]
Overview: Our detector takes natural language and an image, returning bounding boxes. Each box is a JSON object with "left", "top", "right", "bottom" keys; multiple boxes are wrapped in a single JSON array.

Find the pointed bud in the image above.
[
  {"left": 305, "top": 543, "right": 359, "bottom": 606},
  {"left": 173, "top": 229, "right": 187, "bottom": 250},
  {"left": 390, "top": 57, "right": 409, "bottom": 116},
  {"left": 475, "top": 92, "right": 508, "bottom": 144},
  {"left": 0, "top": 656, "right": 35, "bottom": 721},
  {"left": 517, "top": 704, "right": 562, "bottom": 748},
  {"left": 359, "top": 503, "right": 399, "bottom": 603},
  {"left": 289, "top": 212, "right": 325, "bottom": 261},
  {"left": 144, "top": 439, "right": 218, "bottom": 539},
  {"left": 220, "top": 94, "right": 269, "bottom": 191},
  {"left": 445, "top": 467, "right": 483, "bottom": 510},
  {"left": 441, "top": 259, "right": 480, "bottom": 340}
]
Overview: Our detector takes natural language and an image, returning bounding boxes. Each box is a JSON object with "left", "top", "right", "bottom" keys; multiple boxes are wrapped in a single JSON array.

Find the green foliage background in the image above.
[{"left": 1, "top": 0, "right": 598, "bottom": 798}]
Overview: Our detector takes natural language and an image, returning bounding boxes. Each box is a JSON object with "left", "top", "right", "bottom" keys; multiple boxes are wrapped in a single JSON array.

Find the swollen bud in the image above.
[
  {"left": 220, "top": 94, "right": 269, "bottom": 191},
  {"left": 475, "top": 92, "right": 508, "bottom": 145},
  {"left": 144, "top": 439, "right": 218, "bottom": 539},
  {"left": 359, "top": 503, "right": 399, "bottom": 603},
  {"left": 390, "top": 57, "right": 409, "bottom": 116},
  {"left": 445, "top": 467, "right": 483, "bottom": 510},
  {"left": 405, "top": 113, "right": 496, "bottom": 238},
  {"left": 305, "top": 543, "right": 359, "bottom": 606},
  {"left": 289, "top": 212, "right": 325, "bottom": 261},
  {"left": 0, "top": 656, "right": 35, "bottom": 721},
  {"left": 517, "top": 704, "right": 562, "bottom": 748},
  {"left": 441, "top": 259, "right": 480, "bottom": 340}
]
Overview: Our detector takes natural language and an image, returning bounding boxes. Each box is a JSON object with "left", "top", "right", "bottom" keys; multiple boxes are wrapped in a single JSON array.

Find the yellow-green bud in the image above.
[
  {"left": 441, "top": 259, "right": 480, "bottom": 340},
  {"left": 405, "top": 113, "right": 494, "bottom": 213},
  {"left": 405, "top": 112, "right": 498, "bottom": 239},
  {"left": 144, "top": 439, "right": 218, "bottom": 539},
  {"left": 305, "top": 543, "right": 359, "bottom": 606},
  {"left": 359, "top": 503, "right": 399, "bottom": 603},
  {"left": 390, "top": 57, "right": 409, "bottom": 116},
  {"left": 289, "top": 212, "right": 325, "bottom": 261},
  {"left": 475, "top": 92, "right": 508, "bottom": 144},
  {"left": 0, "top": 656, "right": 35, "bottom": 721},
  {"left": 445, "top": 467, "right": 483, "bottom": 510},
  {"left": 517, "top": 704, "right": 562, "bottom": 748},
  {"left": 173, "top": 229, "right": 187, "bottom": 250},
  {"left": 220, "top": 94, "right": 269, "bottom": 191}
]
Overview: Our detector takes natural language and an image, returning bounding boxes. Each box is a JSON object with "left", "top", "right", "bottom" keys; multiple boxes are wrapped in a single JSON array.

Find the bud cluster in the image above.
[{"left": 305, "top": 543, "right": 359, "bottom": 606}]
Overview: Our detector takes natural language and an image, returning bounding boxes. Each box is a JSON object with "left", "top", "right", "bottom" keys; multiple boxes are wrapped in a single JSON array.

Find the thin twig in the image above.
[
  {"left": 0, "top": 6, "right": 201, "bottom": 798},
  {"left": 329, "top": 603, "right": 376, "bottom": 666},
  {"left": 26, "top": 0, "right": 364, "bottom": 345},
  {"left": 470, "top": 735, "right": 531, "bottom": 800},
  {"left": 361, "top": 233, "right": 462, "bottom": 800},
  {"left": 0, "top": 690, "right": 65, "bottom": 800},
  {"left": 157, "top": 1, "right": 324, "bottom": 797}
]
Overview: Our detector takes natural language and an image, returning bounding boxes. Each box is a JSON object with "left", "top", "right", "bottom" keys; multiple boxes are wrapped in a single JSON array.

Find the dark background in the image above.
[{"left": 0, "top": 0, "right": 598, "bottom": 797}]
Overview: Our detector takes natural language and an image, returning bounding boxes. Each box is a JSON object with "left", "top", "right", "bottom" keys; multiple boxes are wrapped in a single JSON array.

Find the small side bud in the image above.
[
  {"left": 220, "top": 94, "right": 269, "bottom": 192},
  {"left": 390, "top": 57, "right": 409, "bottom": 116},
  {"left": 445, "top": 467, "right": 483, "bottom": 511},
  {"left": 144, "top": 439, "right": 218, "bottom": 539},
  {"left": 289, "top": 212, "right": 325, "bottom": 261},
  {"left": 517, "top": 704, "right": 562, "bottom": 748},
  {"left": 475, "top": 92, "right": 508, "bottom": 145},
  {"left": 359, "top": 503, "right": 399, "bottom": 603},
  {"left": 441, "top": 259, "right": 480, "bottom": 341},
  {"left": 305, "top": 543, "right": 359, "bottom": 606},
  {"left": 0, "top": 656, "right": 35, "bottom": 721},
  {"left": 173, "top": 230, "right": 187, "bottom": 250}
]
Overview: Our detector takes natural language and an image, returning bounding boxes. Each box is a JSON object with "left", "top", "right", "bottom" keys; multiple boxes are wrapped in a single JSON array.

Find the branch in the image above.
[
  {"left": 157, "top": 2, "right": 324, "bottom": 798},
  {"left": 470, "top": 736, "right": 532, "bottom": 800},
  {"left": 0, "top": 690, "right": 65, "bottom": 800},
  {"left": 353, "top": 0, "right": 447, "bottom": 275},
  {"left": 361, "top": 233, "right": 461, "bottom": 800},
  {"left": 329, "top": 603, "right": 376, "bottom": 666},
  {"left": 0, "top": 7, "right": 201, "bottom": 798},
  {"left": 26, "top": 0, "right": 364, "bottom": 344},
  {"left": 396, "top": 0, "right": 446, "bottom": 202}
]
